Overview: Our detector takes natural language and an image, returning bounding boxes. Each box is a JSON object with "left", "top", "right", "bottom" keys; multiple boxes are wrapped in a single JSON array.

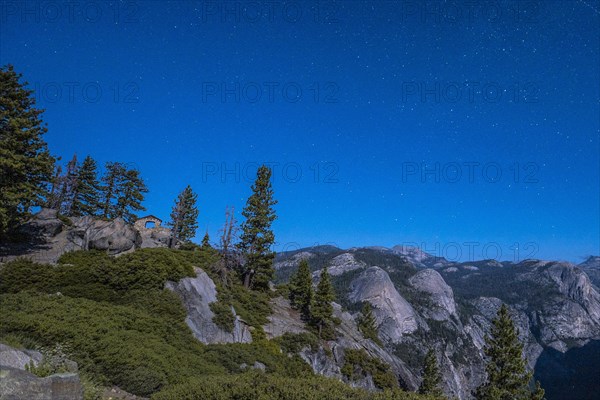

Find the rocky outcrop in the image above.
[
  {"left": 0, "top": 367, "right": 83, "bottom": 400},
  {"left": 579, "top": 256, "right": 600, "bottom": 288},
  {"left": 325, "top": 253, "right": 366, "bottom": 276},
  {"left": 1, "top": 210, "right": 152, "bottom": 264},
  {"left": 391, "top": 245, "right": 451, "bottom": 269},
  {"left": 17, "top": 208, "right": 64, "bottom": 238},
  {"left": 264, "top": 297, "right": 308, "bottom": 338},
  {"left": 409, "top": 269, "right": 457, "bottom": 320},
  {"left": 166, "top": 268, "right": 252, "bottom": 344},
  {"left": 139, "top": 227, "right": 172, "bottom": 249},
  {"left": 311, "top": 253, "right": 366, "bottom": 280},
  {"left": 82, "top": 218, "right": 141, "bottom": 254},
  {"left": 297, "top": 303, "right": 419, "bottom": 391},
  {"left": 348, "top": 267, "right": 419, "bottom": 342},
  {"left": 468, "top": 297, "right": 543, "bottom": 368},
  {"left": 0, "top": 344, "right": 83, "bottom": 400},
  {"left": 274, "top": 251, "right": 315, "bottom": 270},
  {"left": 0, "top": 344, "right": 43, "bottom": 371}
]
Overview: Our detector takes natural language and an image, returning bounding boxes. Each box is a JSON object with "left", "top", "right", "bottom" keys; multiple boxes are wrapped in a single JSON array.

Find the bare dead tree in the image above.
[
  {"left": 212, "top": 206, "right": 241, "bottom": 285},
  {"left": 220, "top": 206, "right": 238, "bottom": 255}
]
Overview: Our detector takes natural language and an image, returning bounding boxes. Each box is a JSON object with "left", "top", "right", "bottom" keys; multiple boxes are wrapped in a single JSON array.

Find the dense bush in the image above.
[
  {"left": 152, "top": 371, "right": 438, "bottom": 400},
  {"left": 0, "top": 291, "right": 223, "bottom": 395},
  {"left": 275, "top": 332, "right": 319, "bottom": 354},
  {"left": 214, "top": 279, "right": 273, "bottom": 330},
  {"left": 341, "top": 349, "right": 399, "bottom": 390},
  {"left": 210, "top": 301, "right": 235, "bottom": 332}
]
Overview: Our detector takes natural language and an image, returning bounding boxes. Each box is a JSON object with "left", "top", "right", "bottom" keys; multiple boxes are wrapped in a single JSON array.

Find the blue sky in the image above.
[{"left": 1, "top": 0, "right": 599, "bottom": 262}]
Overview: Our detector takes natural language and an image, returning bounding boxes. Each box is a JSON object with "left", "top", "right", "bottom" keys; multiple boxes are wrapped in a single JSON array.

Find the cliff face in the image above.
[
  {"left": 348, "top": 266, "right": 419, "bottom": 341},
  {"left": 578, "top": 256, "right": 600, "bottom": 291},
  {"left": 165, "top": 268, "right": 252, "bottom": 344}
]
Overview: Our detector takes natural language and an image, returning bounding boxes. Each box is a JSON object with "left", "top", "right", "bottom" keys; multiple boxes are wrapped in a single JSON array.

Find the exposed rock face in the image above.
[
  {"left": 326, "top": 253, "right": 366, "bottom": 276},
  {"left": 264, "top": 297, "right": 308, "bottom": 338},
  {"left": 83, "top": 218, "right": 141, "bottom": 254},
  {"left": 409, "top": 269, "right": 457, "bottom": 320},
  {"left": 391, "top": 245, "right": 451, "bottom": 269},
  {"left": 0, "top": 210, "right": 156, "bottom": 264},
  {"left": 509, "top": 261, "right": 600, "bottom": 352},
  {"left": 0, "top": 344, "right": 83, "bottom": 400},
  {"left": 17, "top": 208, "right": 64, "bottom": 238},
  {"left": 139, "top": 227, "right": 172, "bottom": 249},
  {"left": 297, "top": 303, "right": 419, "bottom": 391},
  {"left": 274, "top": 251, "right": 315, "bottom": 270},
  {"left": 0, "top": 344, "right": 43, "bottom": 371},
  {"left": 0, "top": 367, "right": 83, "bottom": 400},
  {"left": 166, "top": 268, "right": 252, "bottom": 344},
  {"left": 468, "top": 297, "right": 543, "bottom": 369},
  {"left": 579, "top": 256, "right": 600, "bottom": 288},
  {"left": 312, "top": 253, "right": 366, "bottom": 280},
  {"left": 348, "top": 267, "right": 418, "bottom": 342}
]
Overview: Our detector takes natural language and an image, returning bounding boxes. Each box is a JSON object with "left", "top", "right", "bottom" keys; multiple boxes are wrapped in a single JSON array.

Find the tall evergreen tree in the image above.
[
  {"left": 46, "top": 164, "right": 64, "bottom": 211},
  {"left": 70, "top": 155, "right": 101, "bottom": 217},
  {"left": 419, "top": 349, "right": 444, "bottom": 397},
  {"left": 101, "top": 162, "right": 126, "bottom": 219},
  {"left": 289, "top": 259, "right": 313, "bottom": 320},
  {"left": 475, "top": 304, "right": 545, "bottom": 400},
  {"left": 358, "top": 302, "right": 380, "bottom": 344},
  {"left": 168, "top": 185, "right": 199, "bottom": 244},
  {"left": 59, "top": 154, "right": 79, "bottom": 215},
  {"left": 312, "top": 267, "right": 336, "bottom": 337},
  {"left": 237, "top": 165, "right": 278, "bottom": 290},
  {"left": 531, "top": 381, "right": 545, "bottom": 400},
  {"left": 201, "top": 231, "right": 211, "bottom": 248},
  {"left": 0, "top": 65, "right": 55, "bottom": 234},
  {"left": 115, "top": 167, "right": 148, "bottom": 223}
]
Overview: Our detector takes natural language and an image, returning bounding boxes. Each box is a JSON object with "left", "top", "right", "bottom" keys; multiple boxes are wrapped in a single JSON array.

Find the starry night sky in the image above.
[{"left": 1, "top": 0, "right": 598, "bottom": 262}]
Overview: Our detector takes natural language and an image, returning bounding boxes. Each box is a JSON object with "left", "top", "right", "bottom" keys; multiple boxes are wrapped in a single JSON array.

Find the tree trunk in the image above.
[{"left": 243, "top": 270, "right": 253, "bottom": 289}]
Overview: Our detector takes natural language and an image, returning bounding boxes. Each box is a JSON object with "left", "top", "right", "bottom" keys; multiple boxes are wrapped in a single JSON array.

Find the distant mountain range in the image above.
[{"left": 275, "top": 245, "right": 600, "bottom": 399}]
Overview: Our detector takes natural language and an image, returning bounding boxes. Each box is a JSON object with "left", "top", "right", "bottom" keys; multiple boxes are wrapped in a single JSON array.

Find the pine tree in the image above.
[
  {"left": 59, "top": 154, "right": 79, "bottom": 215},
  {"left": 70, "top": 155, "right": 101, "bottom": 216},
  {"left": 358, "top": 302, "right": 380, "bottom": 345},
  {"left": 201, "top": 231, "right": 211, "bottom": 248},
  {"left": 237, "top": 165, "right": 278, "bottom": 290},
  {"left": 101, "top": 162, "right": 126, "bottom": 219},
  {"left": 419, "top": 349, "right": 444, "bottom": 397},
  {"left": 312, "top": 267, "right": 336, "bottom": 338},
  {"left": 0, "top": 65, "right": 55, "bottom": 234},
  {"left": 168, "top": 185, "right": 199, "bottom": 244},
  {"left": 289, "top": 259, "right": 313, "bottom": 320},
  {"left": 531, "top": 381, "right": 545, "bottom": 400},
  {"left": 46, "top": 164, "right": 64, "bottom": 210},
  {"left": 115, "top": 167, "right": 148, "bottom": 223},
  {"left": 475, "top": 304, "right": 545, "bottom": 400}
]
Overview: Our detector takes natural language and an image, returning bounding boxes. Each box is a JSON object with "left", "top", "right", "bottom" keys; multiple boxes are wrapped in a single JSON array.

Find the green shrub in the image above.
[
  {"left": 275, "top": 332, "right": 319, "bottom": 354},
  {"left": 210, "top": 302, "right": 235, "bottom": 332},
  {"left": 341, "top": 349, "right": 398, "bottom": 390},
  {"left": 57, "top": 214, "right": 73, "bottom": 226},
  {"left": 152, "top": 371, "right": 436, "bottom": 400},
  {"left": 214, "top": 280, "right": 272, "bottom": 329},
  {"left": 0, "top": 259, "right": 55, "bottom": 293}
]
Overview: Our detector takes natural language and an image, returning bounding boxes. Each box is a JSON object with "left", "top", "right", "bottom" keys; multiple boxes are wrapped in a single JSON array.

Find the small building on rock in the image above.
[{"left": 134, "top": 215, "right": 163, "bottom": 231}]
